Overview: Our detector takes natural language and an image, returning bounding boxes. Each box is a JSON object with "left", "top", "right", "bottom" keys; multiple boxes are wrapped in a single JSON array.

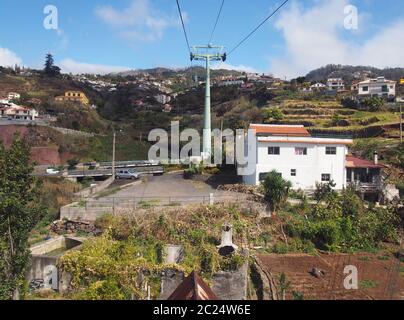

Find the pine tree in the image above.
[
  {"left": 44, "top": 53, "right": 60, "bottom": 76},
  {"left": 0, "top": 135, "right": 45, "bottom": 300}
]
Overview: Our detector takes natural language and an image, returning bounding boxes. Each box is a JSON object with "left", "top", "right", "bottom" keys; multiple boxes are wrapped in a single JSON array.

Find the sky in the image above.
[{"left": 0, "top": 0, "right": 403, "bottom": 79}]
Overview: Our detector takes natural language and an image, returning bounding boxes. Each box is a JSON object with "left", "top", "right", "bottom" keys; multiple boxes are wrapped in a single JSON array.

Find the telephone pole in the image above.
[{"left": 191, "top": 45, "right": 226, "bottom": 159}]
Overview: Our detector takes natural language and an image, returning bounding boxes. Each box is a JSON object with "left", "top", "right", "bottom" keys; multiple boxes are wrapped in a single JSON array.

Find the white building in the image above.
[
  {"left": 310, "top": 83, "right": 326, "bottom": 90},
  {"left": 154, "top": 94, "right": 171, "bottom": 104},
  {"left": 358, "top": 77, "right": 396, "bottom": 99},
  {"left": 239, "top": 124, "right": 353, "bottom": 190},
  {"left": 8, "top": 92, "right": 21, "bottom": 100},
  {"left": 0, "top": 102, "right": 38, "bottom": 120},
  {"left": 327, "top": 78, "right": 345, "bottom": 91}
]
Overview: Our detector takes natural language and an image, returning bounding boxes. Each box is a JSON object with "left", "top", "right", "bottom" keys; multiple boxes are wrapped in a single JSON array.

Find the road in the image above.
[{"left": 87, "top": 172, "right": 242, "bottom": 207}]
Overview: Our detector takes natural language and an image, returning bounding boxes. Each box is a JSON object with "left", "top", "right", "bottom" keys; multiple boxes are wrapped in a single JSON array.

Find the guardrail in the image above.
[{"left": 34, "top": 166, "right": 164, "bottom": 178}]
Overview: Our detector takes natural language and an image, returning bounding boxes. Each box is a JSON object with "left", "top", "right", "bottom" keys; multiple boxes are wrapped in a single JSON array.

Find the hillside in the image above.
[{"left": 305, "top": 64, "right": 404, "bottom": 83}]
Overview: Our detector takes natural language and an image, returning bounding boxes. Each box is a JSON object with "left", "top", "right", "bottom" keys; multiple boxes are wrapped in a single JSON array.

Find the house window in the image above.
[
  {"left": 382, "top": 85, "right": 388, "bottom": 92},
  {"left": 268, "top": 147, "right": 280, "bottom": 155},
  {"left": 362, "top": 86, "right": 368, "bottom": 92},
  {"left": 291, "top": 169, "right": 296, "bottom": 177},
  {"left": 259, "top": 173, "right": 268, "bottom": 181},
  {"left": 321, "top": 174, "right": 331, "bottom": 182},
  {"left": 326, "top": 147, "right": 337, "bottom": 155},
  {"left": 295, "top": 147, "right": 307, "bottom": 155}
]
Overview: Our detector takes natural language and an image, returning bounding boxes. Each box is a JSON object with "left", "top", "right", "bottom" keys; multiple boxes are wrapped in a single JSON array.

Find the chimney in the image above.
[
  {"left": 374, "top": 151, "right": 378, "bottom": 165},
  {"left": 217, "top": 223, "right": 238, "bottom": 256}
]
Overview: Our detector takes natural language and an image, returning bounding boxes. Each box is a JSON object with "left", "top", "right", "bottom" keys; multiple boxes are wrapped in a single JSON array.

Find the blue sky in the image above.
[{"left": 0, "top": 0, "right": 403, "bottom": 78}]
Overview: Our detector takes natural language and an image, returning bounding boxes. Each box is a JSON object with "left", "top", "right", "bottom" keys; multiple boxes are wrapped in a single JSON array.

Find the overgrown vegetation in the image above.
[
  {"left": 284, "top": 187, "right": 401, "bottom": 252},
  {"left": 0, "top": 136, "right": 45, "bottom": 300},
  {"left": 59, "top": 204, "right": 250, "bottom": 300}
]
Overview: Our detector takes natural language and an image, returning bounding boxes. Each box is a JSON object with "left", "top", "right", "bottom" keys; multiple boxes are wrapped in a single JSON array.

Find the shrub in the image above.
[{"left": 262, "top": 171, "right": 292, "bottom": 213}]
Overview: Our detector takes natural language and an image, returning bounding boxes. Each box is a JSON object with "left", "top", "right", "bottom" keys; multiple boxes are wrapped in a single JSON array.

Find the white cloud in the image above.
[
  {"left": 0, "top": 47, "right": 22, "bottom": 67},
  {"left": 59, "top": 58, "right": 130, "bottom": 75},
  {"left": 212, "top": 62, "right": 261, "bottom": 74},
  {"left": 271, "top": 0, "right": 404, "bottom": 79},
  {"left": 95, "top": 0, "right": 181, "bottom": 43}
]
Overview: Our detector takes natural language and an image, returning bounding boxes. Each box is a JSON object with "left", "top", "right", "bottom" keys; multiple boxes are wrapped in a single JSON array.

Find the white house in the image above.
[
  {"left": 327, "top": 78, "right": 345, "bottom": 91},
  {"left": 310, "top": 83, "right": 326, "bottom": 90},
  {"left": 239, "top": 124, "right": 353, "bottom": 190},
  {"left": 358, "top": 77, "right": 396, "bottom": 99},
  {"left": 0, "top": 102, "right": 38, "bottom": 120}
]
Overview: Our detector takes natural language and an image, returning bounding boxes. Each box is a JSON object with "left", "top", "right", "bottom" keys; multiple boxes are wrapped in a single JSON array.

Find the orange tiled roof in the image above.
[{"left": 250, "top": 124, "right": 311, "bottom": 137}]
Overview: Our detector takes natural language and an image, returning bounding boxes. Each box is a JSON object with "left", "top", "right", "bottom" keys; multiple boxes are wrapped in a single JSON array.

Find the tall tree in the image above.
[
  {"left": 44, "top": 53, "right": 61, "bottom": 76},
  {"left": 0, "top": 135, "right": 44, "bottom": 300}
]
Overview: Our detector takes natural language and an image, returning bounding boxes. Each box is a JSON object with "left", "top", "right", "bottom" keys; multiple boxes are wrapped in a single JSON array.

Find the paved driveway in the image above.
[{"left": 90, "top": 172, "right": 240, "bottom": 207}]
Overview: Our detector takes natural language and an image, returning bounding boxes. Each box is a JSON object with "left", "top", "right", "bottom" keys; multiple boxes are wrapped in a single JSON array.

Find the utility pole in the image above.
[
  {"left": 112, "top": 131, "right": 116, "bottom": 180},
  {"left": 191, "top": 44, "right": 226, "bottom": 160}
]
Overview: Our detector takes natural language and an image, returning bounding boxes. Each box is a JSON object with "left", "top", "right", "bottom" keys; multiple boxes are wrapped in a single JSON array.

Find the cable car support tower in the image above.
[{"left": 190, "top": 45, "right": 226, "bottom": 160}]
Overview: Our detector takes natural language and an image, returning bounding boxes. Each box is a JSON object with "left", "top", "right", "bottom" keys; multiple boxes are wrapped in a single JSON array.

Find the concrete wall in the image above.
[
  {"left": 211, "top": 262, "right": 249, "bottom": 300},
  {"left": 75, "top": 177, "right": 114, "bottom": 198},
  {"left": 159, "top": 269, "right": 184, "bottom": 300},
  {"left": 28, "top": 236, "right": 82, "bottom": 292}
]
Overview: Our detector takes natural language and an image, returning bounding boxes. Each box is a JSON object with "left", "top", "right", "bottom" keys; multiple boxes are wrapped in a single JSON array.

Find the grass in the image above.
[
  {"left": 377, "top": 255, "right": 390, "bottom": 261},
  {"left": 138, "top": 199, "right": 161, "bottom": 209},
  {"left": 360, "top": 280, "right": 378, "bottom": 289}
]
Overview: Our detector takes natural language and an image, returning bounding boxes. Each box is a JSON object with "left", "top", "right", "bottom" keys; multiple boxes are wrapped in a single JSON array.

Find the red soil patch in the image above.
[
  {"left": 31, "top": 147, "right": 61, "bottom": 165},
  {"left": 257, "top": 252, "right": 403, "bottom": 300},
  {"left": 0, "top": 125, "right": 62, "bottom": 165}
]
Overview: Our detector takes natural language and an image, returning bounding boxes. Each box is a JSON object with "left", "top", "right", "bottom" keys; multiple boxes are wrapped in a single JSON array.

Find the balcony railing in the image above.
[{"left": 349, "top": 182, "right": 382, "bottom": 193}]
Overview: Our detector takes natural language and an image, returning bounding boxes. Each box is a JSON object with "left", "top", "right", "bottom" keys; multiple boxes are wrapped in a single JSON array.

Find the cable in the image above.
[
  {"left": 208, "top": 0, "right": 225, "bottom": 44},
  {"left": 176, "top": 0, "right": 191, "bottom": 54},
  {"left": 227, "top": 0, "right": 289, "bottom": 56}
]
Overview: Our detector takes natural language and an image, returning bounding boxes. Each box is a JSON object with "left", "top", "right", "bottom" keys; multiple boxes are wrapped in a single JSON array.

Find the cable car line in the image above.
[
  {"left": 176, "top": 0, "right": 191, "bottom": 54},
  {"left": 227, "top": 0, "right": 289, "bottom": 56},
  {"left": 208, "top": 0, "right": 225, "bottom": 45}
]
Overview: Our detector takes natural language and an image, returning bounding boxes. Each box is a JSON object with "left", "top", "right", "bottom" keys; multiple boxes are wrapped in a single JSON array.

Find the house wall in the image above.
[
  {"left": 243, "top": 140, "right": 348, "bottom": 190},
  {"left": 358, "top": 81, "right": 396, "bottom": 98}
]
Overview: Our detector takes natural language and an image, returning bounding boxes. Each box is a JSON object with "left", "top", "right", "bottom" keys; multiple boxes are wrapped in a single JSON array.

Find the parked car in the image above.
[
  {"left": 116, "top": 170, "right": 139, "bottom": 180},
  {"left": 46, "top": 168, "right": 60, "bottom": 175}
]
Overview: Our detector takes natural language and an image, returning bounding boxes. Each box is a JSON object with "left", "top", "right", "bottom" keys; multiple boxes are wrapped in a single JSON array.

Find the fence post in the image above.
[{"left": 209, "top": 193, "right": 214, "bottom": 205}]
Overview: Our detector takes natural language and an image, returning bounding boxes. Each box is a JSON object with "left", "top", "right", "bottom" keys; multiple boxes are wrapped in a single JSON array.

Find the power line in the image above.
[
  {"left": 227, "top": 0, "right": 289, "bottom": 56},
  {"left": 176, "top": 0, "right": 191, "bottom": 54},
  {"left": 208, "top": 0, "right": 225, "bottom": 44}
]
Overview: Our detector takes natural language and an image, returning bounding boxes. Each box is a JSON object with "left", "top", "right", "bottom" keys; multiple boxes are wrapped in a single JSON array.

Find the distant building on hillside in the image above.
[
  {"left": 162, "top": 104, "right": 173, "bottom": 113},
  {"left": 154, "top": 94, "right": 171, "bottom": 104},
  {"left": 310, "top": 83, "right": 326, "bottom": 90},
  {"left": 358, "top": 77, "right": 396, "bottom": 99},
  {"left": 8, "top": 92, "right": 20, "bottom": 100},
  {"left": 0, "top": 102, "right": 38, "bottom": 120},
  {"left": 327, "top": 78, "right": 345, "bottom": 91},
  {"left": 55, "top": 91, "right": 89, "bottom": 105}
]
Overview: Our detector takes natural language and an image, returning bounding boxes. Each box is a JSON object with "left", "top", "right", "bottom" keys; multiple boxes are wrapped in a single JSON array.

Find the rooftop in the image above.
[
  {"left": 346, "top": 156, "right": 384, "bottom": 169},
  {"left": 167, "top": 271, "right": 219, "bottom": 301},
  {"left": 250, "top": 124, "right": 311, "bottom": 137}
]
